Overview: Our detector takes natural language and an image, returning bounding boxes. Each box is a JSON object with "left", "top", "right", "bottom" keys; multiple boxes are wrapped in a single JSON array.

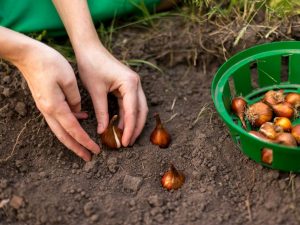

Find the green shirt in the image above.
[{"left": 0, "top": 0, "right": 160, "bottom": 35}]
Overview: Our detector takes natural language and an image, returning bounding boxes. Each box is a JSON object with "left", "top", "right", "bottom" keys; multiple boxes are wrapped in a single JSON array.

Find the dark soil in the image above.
[{"left": 2, "top": 8, "right": 300, "bottom": 225}]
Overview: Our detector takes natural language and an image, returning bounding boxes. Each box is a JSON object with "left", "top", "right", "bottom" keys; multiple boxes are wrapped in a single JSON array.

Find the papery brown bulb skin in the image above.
[
  {"left": 231, "top": 97, "right": 247, "bottom": 129},
  {"left": 291, "top": 125, "right": 300, "bottom": 144},
  {"left": 274, "top": 133, "right": 297, "bottom": 147},
  {"left": 272, "top": 102, "right": 295, "bottom": 119},
  {"left": 274, "top": 117, "right": 292, "bottom": 132},
  {"left": 161, "top": 164, "right": 185, "bottom": 191},
  {"left": 261, "top": 148, "right": 273, "bottom": 164},
  {"left": 100, "top": 115, "right": 123, "bottom": 149},
  {"left": 285, "top": 93, "right": 300, "bottom": 108},
  {"left": 150, "top": 113, "right": 171, "bottom": 148},
  {"left": 263, "top": 90, "right": 284, "bottom": 106},
  {"left": 246, "top": 102, "right": 273, "bottom": 127},
  {"left": 259, "top": 122, "right": 278, "bottom": 140}
]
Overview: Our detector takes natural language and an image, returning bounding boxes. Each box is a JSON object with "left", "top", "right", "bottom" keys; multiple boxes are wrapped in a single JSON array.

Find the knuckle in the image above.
[
  {"left": 127, "top": 73, "right": 140, "bottom": 88},
  {"left": 70, "top": 95, "right": 81, "bottom": 106},
  {"left": 63, "top": 77, "right": 76, "bottom": 88},
  {"left": 39, "top": 101, "right": 55, "bottom": 114}
]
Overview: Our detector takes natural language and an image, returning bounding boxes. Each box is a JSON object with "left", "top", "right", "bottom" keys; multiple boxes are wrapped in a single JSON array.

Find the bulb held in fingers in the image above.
[{"left": 100, "top": 115, "right": 123, "bottom": 149}]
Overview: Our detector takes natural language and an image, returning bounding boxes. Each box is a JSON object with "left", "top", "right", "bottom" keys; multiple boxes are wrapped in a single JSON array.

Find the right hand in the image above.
[{"left": 16, "top": 40, "right": 100, "bottom": 161}]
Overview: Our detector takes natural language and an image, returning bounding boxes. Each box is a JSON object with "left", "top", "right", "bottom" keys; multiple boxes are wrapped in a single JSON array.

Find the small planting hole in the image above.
[
  {"left": 261, "top": 148, "right": 273, "bottom": 165},
  {"left": 281, "top": 55, "right": 289, "bottom": 83}
]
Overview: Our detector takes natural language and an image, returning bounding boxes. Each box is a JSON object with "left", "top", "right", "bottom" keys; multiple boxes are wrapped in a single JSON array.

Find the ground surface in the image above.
[{"left": 2, "top": 8, "right": 300, "bottom": 225}]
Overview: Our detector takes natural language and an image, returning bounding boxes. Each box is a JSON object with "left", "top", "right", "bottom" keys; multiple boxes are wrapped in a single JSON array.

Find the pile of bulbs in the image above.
[
  {"left": 100, "top": 113, "right": 185, "bottom": 191},
  {"left": 231, "top": 90, "right": 300, "bottom": 165}
]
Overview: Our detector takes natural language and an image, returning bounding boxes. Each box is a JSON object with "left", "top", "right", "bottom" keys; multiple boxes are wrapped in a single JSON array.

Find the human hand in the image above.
[
  {"left": 76, "top": 45, "right": 148, "bottom": 147},
  {"left": 16, "top": 41, "right": 100, "bottom": 161}
]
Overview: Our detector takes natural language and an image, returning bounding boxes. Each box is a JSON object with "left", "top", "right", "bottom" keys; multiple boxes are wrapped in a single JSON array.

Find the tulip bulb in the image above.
[
  {"left": 274, "top": 133, "right": 297, "bottom": 147},
  {"left": 285, "top": 93, "right": 300, "bottom": 109},
  {"left": 100, "top": 115, "right": 123, "bottom": 149},
  {"left": 261, "top": 148, "right": 273, "bottom": 165},
  {"left": 246, "top": 102, "right": 273, "bottom": 127},
  {"left": 291, "top": 125, "right": 300, "bottom": 144},
  {"left": 259, "top": 122, "right": 280, "bottom": 140},
  {"left": 272, "top": 102, "right": 295, "bottom": 119},
  {"left": 150, "top": 113, "right": 171, "bottom": 148},
  {"left": 231, "top": 97, "right": 247, "bottom": 129},
  {"left": 263, "top": 90, "right": 284, "bottom": 106},
  {"left": 161, "top": 164, "right": 185, "bottom": 191},
  {"left": 274, "top": 117, "right": 292, "bottom": 132}
]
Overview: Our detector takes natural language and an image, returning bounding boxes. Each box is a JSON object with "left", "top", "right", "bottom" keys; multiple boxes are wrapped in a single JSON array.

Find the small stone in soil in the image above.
[
  {"left": 10, "top": 195, "right": 24, "bottom": 209},
  {"left": 83, "top": 160, "right": 98, "bottom": 173},
  {"left": 83, "top": 201, "right": 95, "bottom": 217},
  {"left": 148, "top": 195, "right": 164, "bottom": 207},
  {"left": 123, "top": 175, "right": 143, "bottom": 192},
  {"left": 14, "top": 102, "right": 27, "bottom": 116},
  {"left": 107, "top": 156, "right": 118, "bottom": 173}
]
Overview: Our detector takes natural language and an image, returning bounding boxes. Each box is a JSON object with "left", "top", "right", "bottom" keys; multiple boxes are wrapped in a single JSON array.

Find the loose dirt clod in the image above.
[{"left": 9, "top": 195, "right": 24, "bottom": 209}]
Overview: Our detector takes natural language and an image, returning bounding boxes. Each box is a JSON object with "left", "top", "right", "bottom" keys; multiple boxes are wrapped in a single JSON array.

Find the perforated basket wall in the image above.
[{"left": 211, "top": 41, "right": 300, "bottom": 172}]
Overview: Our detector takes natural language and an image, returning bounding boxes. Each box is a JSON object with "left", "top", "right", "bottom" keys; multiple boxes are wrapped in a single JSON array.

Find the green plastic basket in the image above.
[{"left": 211, "top": 41, "right": 300, "bottom": 172}]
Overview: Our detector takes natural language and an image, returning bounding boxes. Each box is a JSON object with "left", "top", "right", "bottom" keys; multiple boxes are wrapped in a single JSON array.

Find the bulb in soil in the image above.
[
  {"left": 150, "top": 113, "right": 171, "bottom": 148},
  {"left": 231, "top": 97, "right": 247, "bottom": 129},
  {"left": 246, "top": 102, "right": 273, "bottom": 127},
  {"left": 100, "top": 115, "right": 123, "bottom": 149},
  {"left": 161, "top": 164, "right": 185, "bottom": 191},
  {"left": 263, "top": 90, "right": 284, "bottom": 106}
]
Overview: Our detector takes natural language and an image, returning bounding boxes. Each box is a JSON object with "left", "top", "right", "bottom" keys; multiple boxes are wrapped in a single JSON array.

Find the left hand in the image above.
[{"left": 76, "top": 45, "right": 148, "bottom": 147}]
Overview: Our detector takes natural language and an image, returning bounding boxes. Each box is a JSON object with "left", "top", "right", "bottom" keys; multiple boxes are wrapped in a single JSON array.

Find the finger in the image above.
[
  {"left": 73, "top": 111, "right": 88, "bottom": 120},
  {"left": 55, "top": 103, "right": 101, "bottom": 154},
  {"left": 58, "top": 76, "right": 81, "bottom": 113},
  {"left": 121, "top": 91, "right": 138, "bottom": 147},
  {"left": 117, "top": 98, "right": 125, "bottom": 130},
  {"left": 44, "top": 116, "right": 91, "bottom": 161},
  {"left": 90, "top": 89, "right": 109, "bottom": 134},
  {"left": 130, "top": 86, "right": 148, "bottom": 145}
]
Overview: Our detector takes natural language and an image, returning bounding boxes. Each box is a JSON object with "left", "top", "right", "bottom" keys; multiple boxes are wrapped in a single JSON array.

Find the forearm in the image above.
[
  {"left": 0, "top": 27, "right": 37, "bottom": 67},
  {"left": 52, "top": 0, "right": 105, "bottom": 54}
]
